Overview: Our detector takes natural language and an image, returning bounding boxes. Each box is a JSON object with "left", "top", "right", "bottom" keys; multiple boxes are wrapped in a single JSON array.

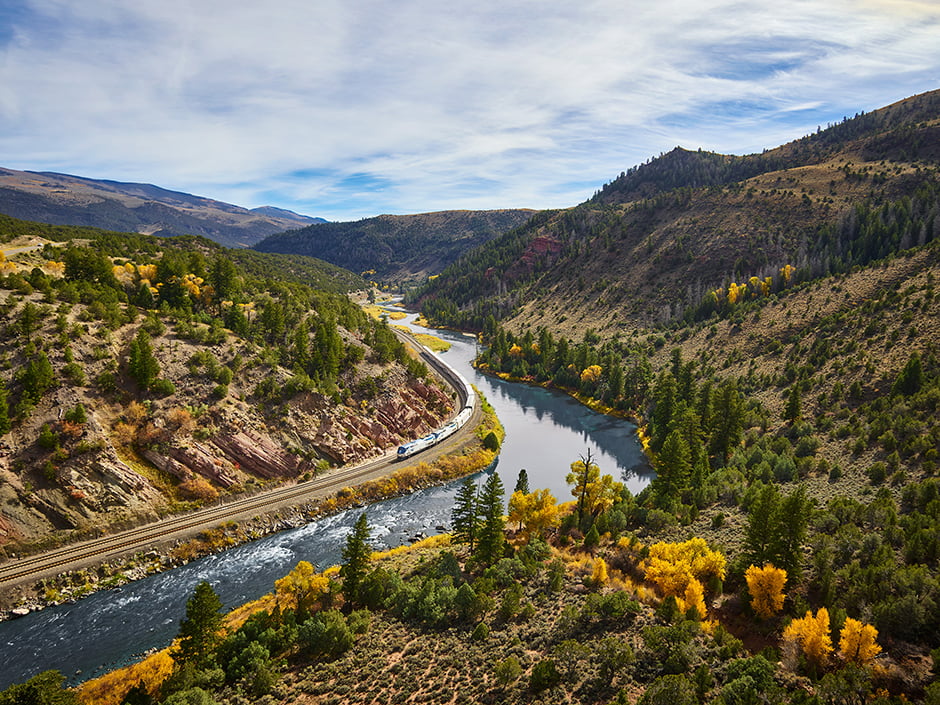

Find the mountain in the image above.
[
  {"left": 254, "top": 208, "right": 536, "bottom": 285},
  {"left": 0, "top": 168, "right": 325, "bottom": 249},
  {"left": 410, "top": 89, "right": 940, "bottom": 338},
  {"left": 0, "top": 216, "right": 452, "bottom": 554}
]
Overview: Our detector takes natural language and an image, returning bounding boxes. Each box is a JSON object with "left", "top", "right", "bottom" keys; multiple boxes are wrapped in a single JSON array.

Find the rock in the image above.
[
  {"left": 167, "top": 443, "right": 238, "bottom": 488},
  {"left": 213, "top": 429, "right": 309, "bottom": 478}
]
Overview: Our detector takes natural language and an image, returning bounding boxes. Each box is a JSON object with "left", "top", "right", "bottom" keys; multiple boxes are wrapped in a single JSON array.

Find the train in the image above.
[{"left": 396, "top": 355, "right": 476, "bottom": 461}]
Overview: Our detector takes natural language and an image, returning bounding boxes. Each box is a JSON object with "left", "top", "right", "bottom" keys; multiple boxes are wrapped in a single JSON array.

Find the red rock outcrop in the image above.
[{"left": 213, "top": 429, "right": 309, "bottom": 478}]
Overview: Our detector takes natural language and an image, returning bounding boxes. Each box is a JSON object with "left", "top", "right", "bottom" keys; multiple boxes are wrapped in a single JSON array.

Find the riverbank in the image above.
[{"left": 0, "top": 393, "right": 503, "bottom": 620}]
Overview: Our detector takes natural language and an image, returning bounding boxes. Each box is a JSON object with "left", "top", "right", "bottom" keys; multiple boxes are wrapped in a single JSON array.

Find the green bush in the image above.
[{"left": 529, "top": 659, "right": 560, "bottom": 692}]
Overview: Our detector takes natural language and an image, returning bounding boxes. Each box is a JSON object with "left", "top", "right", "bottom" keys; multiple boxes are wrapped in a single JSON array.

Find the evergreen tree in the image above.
[
  {"left": 771, "top": 486, "right": 810, "bottom": 581},
  {"left": 893, "top": 352, "right": 924, "bottom": 396},
  {"left": 451, "top": 476, "right": 480, "bottom": 551},
  {"left": 708, "top": 380, "right": 744, "bottom": 464},
  {"left": 19, "top": 351, "right": 54, "bottom": 403},
  {"left": 0, "top": 670, "right": 79, "bottom": 705},
  {"left": 514, "top": 468, "right": 530, "bottom": 495},
  {"left": 744, "top": 484, "right": 780, "bottom": 569},
  {"left": 649, "top": 372, "right": 678, "bottom": 451},
  {"left": 474, "top": 472, "right": 506, "bottom": 566},
  {"left": 0, "top": 382, "right": 9, "bottom": 434},
  {"left": 209, "top": 254, "right": 240, "bottom": 305},
  {"left": 176, "top": 581, "right": 224, "bottom": 667},
  {"left": 655, "top": 430, "right": 691, "bottom": 505},
  {"left": 340, "top": 513, "right": 371, "bottom": 605},
  {"left": 783, "top": 384, "right": 802, "bottom": 423},
  {"left": 135, "top": 282, "right": 156, "bottom": 310},
  {"left": 128, "top": 329, "right": 160, "bottom": 390}
]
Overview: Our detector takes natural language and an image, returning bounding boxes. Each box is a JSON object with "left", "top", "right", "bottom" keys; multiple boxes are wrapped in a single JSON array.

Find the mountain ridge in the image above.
[
  {"left": 0, "top": 168, "right": 324, "bottom": 249},
  {"left": 411, "top": 88, "right": 940, "bottom": 337},
  {"left": 254, "top": 208, "right": 537, "bottom": 285}
]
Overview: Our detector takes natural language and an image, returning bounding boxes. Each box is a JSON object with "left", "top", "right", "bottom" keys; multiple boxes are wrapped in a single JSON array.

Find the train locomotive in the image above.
[{"left": 396, "top": 361, "right": 475, "bottom": 460}]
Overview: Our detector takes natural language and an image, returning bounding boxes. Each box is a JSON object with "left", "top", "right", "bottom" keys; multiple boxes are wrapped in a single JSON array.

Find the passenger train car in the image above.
[{"left": 396, "top": 360, "right": 475, "bottom": 460}]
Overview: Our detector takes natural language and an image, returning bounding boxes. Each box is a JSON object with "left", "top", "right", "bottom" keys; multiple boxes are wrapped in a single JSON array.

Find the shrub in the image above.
[
  {"left": 470, "top": 621, "right": 490, "bottom": 642},
  {"left": 529, "top": 659, "right": 560, "bottom": 692},
  {"left": 38, "top": 423, "right": 59, "bottom": 450},
  {"left": 150, "top": 378, "right": 176, "bottom": 397}
]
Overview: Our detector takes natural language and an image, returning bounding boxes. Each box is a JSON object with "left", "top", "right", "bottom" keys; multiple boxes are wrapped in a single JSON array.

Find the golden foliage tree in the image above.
[
  {"left": 591, "top": 557, "right": 609, "bottom": 587},
  {"left": 783, "top": 607, "right": 833, "bottom": 672},
  {"left": 580, "top": 365, "right": 602, "bottom": 383},
  {"left": 275, "top": 560, "right": 331, "bottom": 614},
  {"left": 566, "top": 454, "right": 624, "bottom": 524},
  {"left": 643, "top": 538, "right": 726, "bottom": 618},
  {"left": 838, "top": 617, "right": 881, "bottom": 665},
  {"left": 507, "top": 488, "right": 561, "bottom": 542},
  {"left": 745, "top": 563, "right": 787, "bottom": 618}
]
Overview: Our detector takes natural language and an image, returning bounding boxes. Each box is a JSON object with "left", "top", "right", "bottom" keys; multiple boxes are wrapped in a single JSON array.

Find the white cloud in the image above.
[{"left": 0, "top": 0, "right": 938, "bottom": 221}]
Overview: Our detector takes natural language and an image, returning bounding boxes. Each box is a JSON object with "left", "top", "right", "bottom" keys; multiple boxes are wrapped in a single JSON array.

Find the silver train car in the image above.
[{"left": 397, "top": 347, "right": 476, "bottom": 460}]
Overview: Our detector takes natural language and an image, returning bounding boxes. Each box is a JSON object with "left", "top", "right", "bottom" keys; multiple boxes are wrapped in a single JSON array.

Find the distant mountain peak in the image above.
[{"left": 0, "top": 167, "right": 325, "bottom": 248}]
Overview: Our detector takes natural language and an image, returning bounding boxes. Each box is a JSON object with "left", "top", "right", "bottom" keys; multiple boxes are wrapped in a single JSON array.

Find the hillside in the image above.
[
  {"left": 0, "top": 168, "right": 324, "bottom": 249},
  {"left": 0, "top": 216, "right": 453, "bottom": 553},
  {"left": 410, "top": 89, "right": 940, "bottom": 336},
  {"left": 254, "top": 208, "right": 536, "bottom": 285}
]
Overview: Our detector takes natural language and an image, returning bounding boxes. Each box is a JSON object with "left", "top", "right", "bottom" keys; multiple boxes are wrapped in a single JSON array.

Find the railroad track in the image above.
[{"left": 0, "top": 323, "right": 478, "bottom": 588}]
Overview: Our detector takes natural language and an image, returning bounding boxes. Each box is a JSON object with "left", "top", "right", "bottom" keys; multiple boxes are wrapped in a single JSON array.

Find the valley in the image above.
[{"left": 1, "top": 89, "right": 939, "bottom": 705}]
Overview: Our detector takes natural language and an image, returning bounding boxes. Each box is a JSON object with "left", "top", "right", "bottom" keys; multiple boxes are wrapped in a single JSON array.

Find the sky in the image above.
[{"left": 1, "top": 1, "right": 939, "bottom": 222}]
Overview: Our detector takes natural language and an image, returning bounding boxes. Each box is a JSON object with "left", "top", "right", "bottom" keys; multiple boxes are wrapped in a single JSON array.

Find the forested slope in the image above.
[
  {"left": 254, "top": 208, "right": 535, "bottom": 285},
  {"left": 410, "top": 89, "right": 940, "bottom": 337},
  {"left": 0, "top": 216, "right": 452, "bottom": 552}
]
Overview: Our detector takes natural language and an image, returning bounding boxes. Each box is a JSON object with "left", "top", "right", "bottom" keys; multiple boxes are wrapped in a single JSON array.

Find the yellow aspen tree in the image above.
[
  {"left": 783, "top": 608, "right": 832, "bottom": 672},
  {"left": 137, "top": 263, "right": 158, "bottom": 282},
  {"left": 780, "top": 264, "right": 795, "bottom": 286},
  {"left": 762, "top": 276, "right": 773, "bottom": 296},
  {"left": 508, "top": 343, "right": 523, "bottom": 358},
  {"left": 591, "top": 557, "right": 609, "bottom": 586},
  {"left": 275, "top": 560, "right": 331, "bottom": 613},
  {"left": 580, "top": 365, "right": 602, "bottom": 383},
  {"left": 745, "top": 563, "right": 787, "bottom": 618},
  {"left": 839, "top": 617, "right": 881, "bottom": 665},
  {"left": 644, "top": 538, "right": 726, "bottom": 616},
  {"left": 748, "top": 276, "right": 762, "bottom": 298},
  {"left": 683, "top": 577, "right": 706, "bottom": 619},
  {"left": 727, "top": 282, "right": 744, "bottom": 305},
  {"left": 508, "top": 488, "right": 560, "bottom": 542}
]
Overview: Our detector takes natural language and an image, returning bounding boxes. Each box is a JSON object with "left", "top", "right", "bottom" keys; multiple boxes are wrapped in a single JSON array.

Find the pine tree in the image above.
[
  {"left": 451, "top": 477, "right": 480, "bottom": 551},
  {"left": 770, "top": 486, "right": 810, "bottom": 581},
  {"left": 893, "top": 352, "right": 924, "bottom": 396},
  {"left": 655, "top": 429, "right": 691, "bottom": 505},
  {"left": 19, "top": 350, "right": 55, "bottom": 403},
  {"left": 744, "top": 484, "right": 780, "bottom": 568},
  {"left": 709, "top": 380, "right": 743, "bottom": 464},
  {"left": 514, "top": 468, "right": 530, "bottom": 495},
  {"left": 649, "top": 372, "right": 678, "bottom": 451},
  {"left": 474, "top": 472, "right": 506, "bottom": 566},
  {"left": 128, "top": 329, "right": 160, "bottom": 390},
  {"left": 176, "top": 581, "right": 224, "bottom": 667},
  {"left": 783, "top": 384, "right": 801, "bottom": 423},
  {"left": 340, "top": 513, "right": 371, "bottom": 605},
  {"left": 0, "top": 381, "right": 10, "bottom": 435}
]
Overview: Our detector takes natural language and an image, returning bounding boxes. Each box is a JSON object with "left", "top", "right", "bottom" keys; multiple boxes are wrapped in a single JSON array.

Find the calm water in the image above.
[{"left": 0, "top": 313, "right": 652, "bottom": 689}]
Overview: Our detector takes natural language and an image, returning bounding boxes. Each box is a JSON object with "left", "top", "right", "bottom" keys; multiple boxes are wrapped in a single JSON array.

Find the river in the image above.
[{"left": 0, "top": 312, "right": 652, "bottom": 690}]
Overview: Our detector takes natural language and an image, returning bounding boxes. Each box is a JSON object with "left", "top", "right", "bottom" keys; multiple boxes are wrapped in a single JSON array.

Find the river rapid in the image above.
[{"left": 0, "top": 312, "right": 653, "bottom": 690}]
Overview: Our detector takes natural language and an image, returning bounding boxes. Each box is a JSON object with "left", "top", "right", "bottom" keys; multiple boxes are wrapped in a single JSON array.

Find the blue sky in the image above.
[{"left": 1, "top": 0, "right": 938, "bottom": 222}]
